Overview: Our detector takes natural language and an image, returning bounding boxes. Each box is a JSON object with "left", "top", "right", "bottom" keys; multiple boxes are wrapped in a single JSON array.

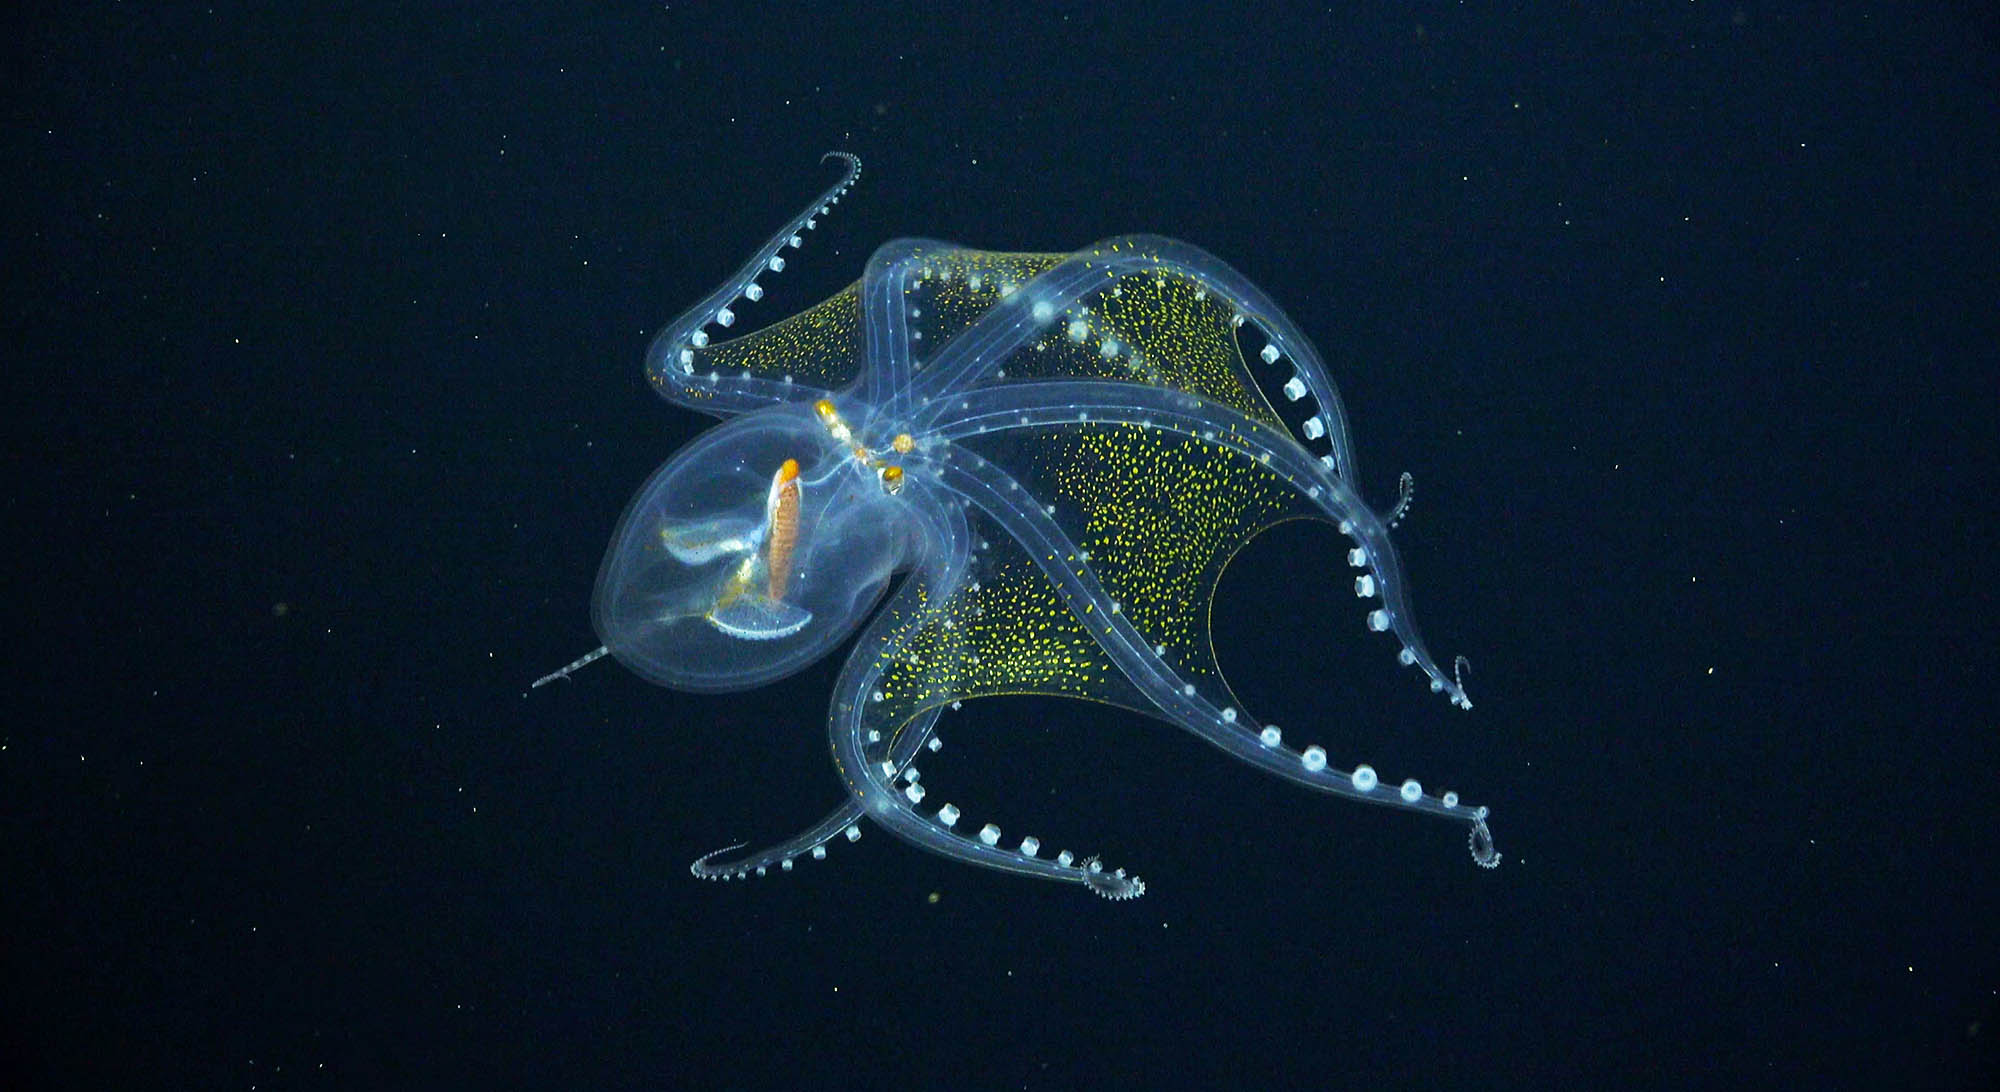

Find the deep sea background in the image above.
[{"left": 7, "top": 4, "right": 1996, "bottom": 1089}]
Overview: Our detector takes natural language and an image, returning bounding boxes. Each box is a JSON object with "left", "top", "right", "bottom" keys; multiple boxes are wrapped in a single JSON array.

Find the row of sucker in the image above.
[
  {"left": 1243, "top": 717, "right": 1499, "bottom": 869},
  {"left": 689, "top": 820, "right": 863, "bottom": 882},
  {"left": 1235, "top": 308, "right": 1472, "bottom": 711},
  {"left": 880, "top": 705, "right": 1145, "bottom": 900},
  {"left": 650, "top": 151, "right": 862, "bottom": 384},
  {"left": 688, "top": 717, "right": 944, "bottom": 883}
]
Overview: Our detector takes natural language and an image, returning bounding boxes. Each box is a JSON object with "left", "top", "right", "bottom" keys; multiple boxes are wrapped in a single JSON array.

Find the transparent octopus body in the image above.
[{"left": 537, "top": 154, "right": 1498, "bottom": 900}]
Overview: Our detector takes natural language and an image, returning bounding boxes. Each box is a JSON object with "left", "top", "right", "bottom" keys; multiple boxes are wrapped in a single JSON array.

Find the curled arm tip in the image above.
[{"left": 1469, "top": 816, "right": 1502, "bottom": 869}]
